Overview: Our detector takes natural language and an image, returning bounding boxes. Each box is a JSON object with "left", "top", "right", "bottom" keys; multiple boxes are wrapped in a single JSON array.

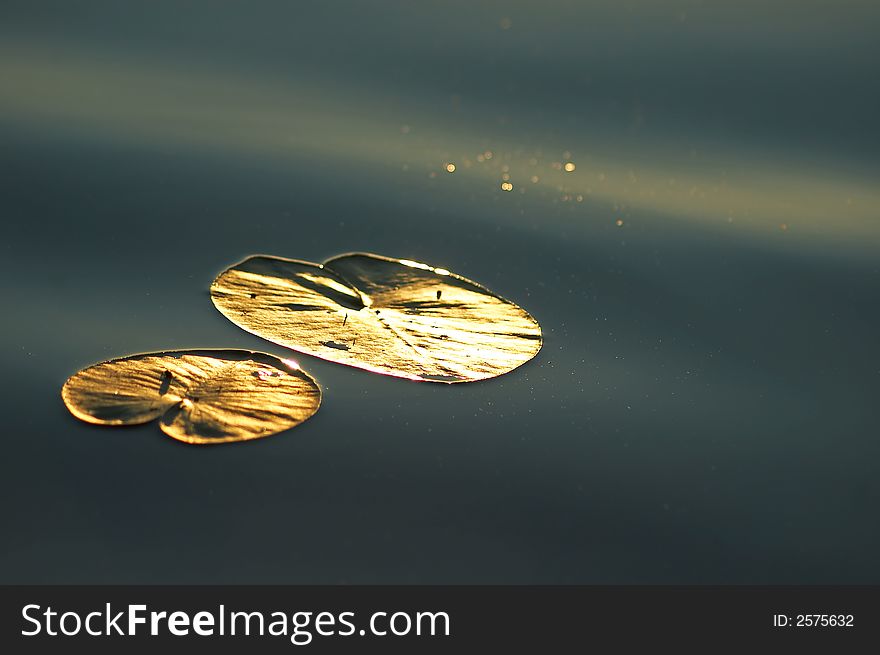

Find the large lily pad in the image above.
[
  {"left": 210, "top": 253, "right": 543, "bottom": 383},
  {"left": 61, "top": 350, "right": 321, "bottom": 444}
]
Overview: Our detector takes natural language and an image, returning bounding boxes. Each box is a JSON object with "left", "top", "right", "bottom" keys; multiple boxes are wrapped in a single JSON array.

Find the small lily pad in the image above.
[
  {"left": 61, "top": 350, "right": 321, "bottom": 444},
  {"left": 210, "top": 252, "right": 543, "bottom": 383}
]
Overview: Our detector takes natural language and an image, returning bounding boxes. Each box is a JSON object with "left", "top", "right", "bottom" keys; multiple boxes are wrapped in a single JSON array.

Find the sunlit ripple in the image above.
[{"left": 0, "top": 41, "right": 877, "bottom": 255}]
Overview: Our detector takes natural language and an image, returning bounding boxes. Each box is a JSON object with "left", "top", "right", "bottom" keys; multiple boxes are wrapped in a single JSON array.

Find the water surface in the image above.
[{"left": 1, "top": 1, "right": 878, "bottom": 583}]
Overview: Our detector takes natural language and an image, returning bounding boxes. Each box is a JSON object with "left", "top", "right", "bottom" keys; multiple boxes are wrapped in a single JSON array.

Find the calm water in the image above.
[{"left": 1, "top": 1, "right": 879, "bottom": 583}]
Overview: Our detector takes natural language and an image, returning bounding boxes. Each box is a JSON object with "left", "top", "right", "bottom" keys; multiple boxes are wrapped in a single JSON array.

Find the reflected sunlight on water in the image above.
[{"left": 1, "top": 40, "right": 877, "bottom": 255}]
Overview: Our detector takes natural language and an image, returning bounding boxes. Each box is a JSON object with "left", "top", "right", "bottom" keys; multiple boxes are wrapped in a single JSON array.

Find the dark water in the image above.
[{"left": 1, "top": 1, "right": 879, "bottom": 583}]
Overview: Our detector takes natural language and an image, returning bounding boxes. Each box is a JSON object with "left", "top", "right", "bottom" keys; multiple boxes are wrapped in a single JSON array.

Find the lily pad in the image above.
[
  {"left": 61, "top": 350, "right": 321, "bottom": 444},
  {"left": 210, "top": 253, "right": 543, "bottom": 383}
]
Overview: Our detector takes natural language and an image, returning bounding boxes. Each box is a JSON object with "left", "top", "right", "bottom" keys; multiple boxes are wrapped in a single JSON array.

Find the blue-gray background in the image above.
[{"left": 1, "top": 1, "right": 878, "bottom": 583}]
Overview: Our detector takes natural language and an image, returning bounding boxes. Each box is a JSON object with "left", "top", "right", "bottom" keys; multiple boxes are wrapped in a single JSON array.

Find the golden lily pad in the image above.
[
  {"left": 210, "top": 253, "right": 543, "bottom": 383},
  {"left": 61, "top": 350, "right": 321, "bottom": 444}
]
